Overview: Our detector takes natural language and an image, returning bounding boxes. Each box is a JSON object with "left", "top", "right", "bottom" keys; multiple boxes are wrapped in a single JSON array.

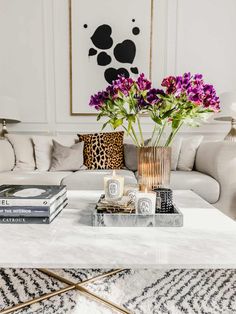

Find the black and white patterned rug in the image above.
[{"left": 0, "top": 269, "right": 236, "bottom": 314}]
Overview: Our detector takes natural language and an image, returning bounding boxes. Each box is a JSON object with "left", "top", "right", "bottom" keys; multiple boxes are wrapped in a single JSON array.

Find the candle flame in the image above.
[
  {"left": 144, "top": 187, "right": 148, "bottom": 193},
  {"left": 112, "top": 170, "right": 116, "bottom": 177}
]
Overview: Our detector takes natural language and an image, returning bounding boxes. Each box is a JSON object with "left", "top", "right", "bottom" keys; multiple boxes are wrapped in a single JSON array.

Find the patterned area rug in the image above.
[{"left": 0, "top": 269, "right": 236, "bottom": 314}]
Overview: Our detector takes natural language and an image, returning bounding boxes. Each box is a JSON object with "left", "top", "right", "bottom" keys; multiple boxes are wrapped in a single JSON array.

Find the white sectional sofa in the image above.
[{"left": 0, "top": 136, "right": 236, "bottom": 219}]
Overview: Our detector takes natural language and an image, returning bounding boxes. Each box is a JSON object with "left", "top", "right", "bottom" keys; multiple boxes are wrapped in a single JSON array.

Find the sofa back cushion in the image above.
[
  {"left": 177, "top": 136, "right": 203, "bottom": 171},
  {"left": 50, "top": 140, "right": 84, "bottom": 171},
  {"left": 32, "top": 135, "right": 77, "bottom": 171},
  {"left": 0, "top": 139, "right": 15, "bottom": 171},
  {"left": 78, "top": 131, "right": 124, "bottom": 170},
  {"left": 6, "top": 134, "right": 35, "bottom": 171}
]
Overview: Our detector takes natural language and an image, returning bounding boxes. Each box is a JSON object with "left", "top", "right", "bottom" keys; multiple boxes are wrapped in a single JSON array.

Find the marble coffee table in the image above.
[
  {"left": 0, "top": 189, "right": 236, "bottom": 269},
  {"left": 0, "top": 190, "right": 236, "bottom": 314}
]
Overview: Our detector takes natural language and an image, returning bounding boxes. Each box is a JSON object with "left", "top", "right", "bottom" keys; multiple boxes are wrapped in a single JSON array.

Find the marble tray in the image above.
[{"left": 92, "top": 205, "right": 183, "bottom": 227}]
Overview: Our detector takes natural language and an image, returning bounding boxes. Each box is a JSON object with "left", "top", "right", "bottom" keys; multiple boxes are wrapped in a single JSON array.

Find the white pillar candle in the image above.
[
  {"left": 104, "top": 170, "right": 124, "bottom": 201},
  {"left": 135, "top": 188, "right": 156, "bottom": 215}
]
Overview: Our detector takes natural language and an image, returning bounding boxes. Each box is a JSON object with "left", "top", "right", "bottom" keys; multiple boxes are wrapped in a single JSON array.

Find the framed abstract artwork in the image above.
[{"left": 69, "top": 0, "right": 154, "bottom": 115}]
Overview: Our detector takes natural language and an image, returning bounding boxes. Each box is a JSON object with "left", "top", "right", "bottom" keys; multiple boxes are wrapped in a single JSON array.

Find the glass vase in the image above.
[{"left": 138, "top": 146, "right": 171, "bottom": 191}]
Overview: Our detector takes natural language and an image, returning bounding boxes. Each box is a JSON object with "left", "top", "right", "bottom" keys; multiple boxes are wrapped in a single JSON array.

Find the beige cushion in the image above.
[
  {"left": 0, "top": 171, "right": 71, "bottom": 185},
  {"left": 170, "top": 170, "right": 219, "bottom": 204},
  {"left": 50, "top": 140, "right": 84, "bottom": 171},
  {"left": 62, "top": 169, "right": 137, "bottom": 190},
  {"left": 0, "top": 139, "right": 15, "bottom": 171},
  {"left": 32, "top": 135, "right": 76, "bottom": 171},
  {"left": 177, "top": 136, "right": 203, "bottom": 171},
  {"left": 6, "top": 134, "right": 35, "bottom": 171}
]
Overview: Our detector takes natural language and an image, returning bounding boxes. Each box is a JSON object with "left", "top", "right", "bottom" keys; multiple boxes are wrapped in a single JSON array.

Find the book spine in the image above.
[
  {"left": 0, "top": 188, "right": 67, "bottom": 207},
  {"left": 0, "top": 197, "right": 68, "bottom": 217},
  {"left": 0, "top": 217, "right": 51, "bottom": 224},
  {"left": 0, "top": 202, "right": 68, "bottom": 224}
]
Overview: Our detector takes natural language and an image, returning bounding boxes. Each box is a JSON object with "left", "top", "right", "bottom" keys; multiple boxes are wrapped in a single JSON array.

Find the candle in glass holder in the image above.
[
  {"left": 135, "top": 187, "right": 156, "bottom": 215},
  {"left": 104, "top": 170, "right": 124, "bottom": 201},
  {"left": 124, "top": 184, "right": 139, "bottom": 202}
]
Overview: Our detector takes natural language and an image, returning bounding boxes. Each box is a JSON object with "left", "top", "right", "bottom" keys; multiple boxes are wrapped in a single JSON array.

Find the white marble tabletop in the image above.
[{"left": 0, "top": 190, "right": 236, "bottom": 269}]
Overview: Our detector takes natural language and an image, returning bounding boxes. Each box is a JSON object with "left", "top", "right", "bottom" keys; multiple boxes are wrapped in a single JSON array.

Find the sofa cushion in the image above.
[
  {"left": 0, "top": 139, "right": 15, "bottom": 171},
  {"left": 170, "top": 171, "right": 219, "bottom": 204},
  {"left": 77, "top": 131, "right": 124, "bottom": 170},
  {"left": 32, "top": 135, "right": 77, "bottom": 171},
  {"left": 177, "top": 136, "right": 203, "bottom": 171},
  {"left": 6, "top": 134, "right": 35, "bottom": 171},
  {"left": 0, "top": 171, "right": 71, "bottom": 186},
  {"left": 62, "top": 169, "right": 137, "bottom": 190},
  {"left": 50, "top": 140, "right": 84, "bottom": 172}
]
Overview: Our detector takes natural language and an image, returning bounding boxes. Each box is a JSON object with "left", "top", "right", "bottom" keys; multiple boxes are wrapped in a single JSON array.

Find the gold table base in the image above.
[{"left": 0, "top": 268, "right": 132, "bottom": 314}]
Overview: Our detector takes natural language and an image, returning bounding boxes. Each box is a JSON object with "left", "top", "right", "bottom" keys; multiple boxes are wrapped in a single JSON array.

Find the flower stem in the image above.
[
  {"left": 137, "top": 115, "right": 145, "bottom": 146},
  {"left": 131, "top": 125, "right": 141, "bottom": 147},
  {"left": 165, "top": 122, "right": 183, "bottom": 146},
  {"left": 122, "top": 126, "right": 139, "bottom": 146},
  {"left": 150, "top": 124, "right": 158, "bottom": 146},
  {"left": 155, "top": 121, "right": 166, "bottom": 146}
]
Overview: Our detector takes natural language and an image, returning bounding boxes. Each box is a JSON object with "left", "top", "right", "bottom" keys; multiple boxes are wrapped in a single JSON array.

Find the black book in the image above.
[{"left": 0, "top": 185, "right": 66, "bottom": 207}]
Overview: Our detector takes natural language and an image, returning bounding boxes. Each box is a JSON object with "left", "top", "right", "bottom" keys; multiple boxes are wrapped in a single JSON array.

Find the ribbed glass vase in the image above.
[{"left": 138, "top": 146, "right": 171, "bottom": 191}]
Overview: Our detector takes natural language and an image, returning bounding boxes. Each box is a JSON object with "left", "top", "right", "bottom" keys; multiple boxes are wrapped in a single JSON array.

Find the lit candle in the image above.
[
  {"left": 135, "top": 187, "right": 156, "bottom": 215},
  {"left": 104, "top": 170, "right": 124, "bottom": 201}
]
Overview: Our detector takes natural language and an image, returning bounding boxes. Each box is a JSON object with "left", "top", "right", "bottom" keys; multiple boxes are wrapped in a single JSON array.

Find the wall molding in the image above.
[{"left": 6, "top": 0, "right": 232, "bottom": 138}]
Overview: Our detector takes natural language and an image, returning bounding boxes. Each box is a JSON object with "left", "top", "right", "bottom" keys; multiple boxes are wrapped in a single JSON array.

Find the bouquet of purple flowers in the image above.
[{"left": 89, "top": 73, "right": 220, "bottom": 147}]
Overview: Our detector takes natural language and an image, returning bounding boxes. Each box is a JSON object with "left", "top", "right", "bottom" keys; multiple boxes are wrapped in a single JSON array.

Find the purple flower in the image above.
[
  {"left": 161, "top": 76, "right": 177, "bottom": 94},
  {"left": 112, "top": 75, "right": 134, "bottom": 96},
  {"left": 146, "top": 89, "right": 164, "bottom": 104},
  {"left": 138, "top": 95, "right": 149, "bottom": 108},
  {"left": 89, "top": 91, "right": 109, "bottom": 110},
  {"left": 137, "top": 73, "right": 152, "bottom": 91},
  {"left": 194, "top": 74, "right": 203, "bottom": 81},
  {"left": 161, "top": 72, "right": 220, "bottom": 112}
]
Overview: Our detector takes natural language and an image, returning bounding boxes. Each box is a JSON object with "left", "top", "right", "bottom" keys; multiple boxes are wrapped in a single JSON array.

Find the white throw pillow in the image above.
[
  {"left": 6, "top": 134, "right": 35, "bottom": 171},
  {"left": 32, "top": 135, "right": 77, "bottom": 171},
  {"left": 157, "top": 136, "right": 183, "bottom": 171},
  {"left": 170, "top": 137, "right": 183, "bottom": 170},
  {"left": 177, "top": 136, "right": 203, "bottom": 171}
]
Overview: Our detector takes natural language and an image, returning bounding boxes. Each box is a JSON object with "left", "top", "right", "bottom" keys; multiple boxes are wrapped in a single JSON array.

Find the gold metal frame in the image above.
[
  {"left": 0, "top": 268, "right": 132, "bottom": 314},
  {"left": 69, "top": 0, "right": 154, "bottom": 116}
]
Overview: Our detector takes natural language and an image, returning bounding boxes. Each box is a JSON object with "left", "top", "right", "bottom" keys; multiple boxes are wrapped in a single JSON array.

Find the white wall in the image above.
[{"left": 0, "top": 0, "right": 235, "bottom": 139}]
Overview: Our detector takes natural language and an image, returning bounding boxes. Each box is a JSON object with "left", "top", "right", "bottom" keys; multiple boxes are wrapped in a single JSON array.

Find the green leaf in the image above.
[
  {"left": 101, "top": 120, "right": 110, "bottom": 130},
  {"left": 162, "top": 108, "right": 176, "bottom": 119},
  {"left": 127, "top": 114, "right": 136, "bottom": 123},
  {"left": 172, "top": 119, "right": 181, "bottom": 129},
  {"left": 152, "top": 116, "right": 162, "bottom": 125},
  {"left": 113, "top": 118, "right": 123, "bottom": 129}
]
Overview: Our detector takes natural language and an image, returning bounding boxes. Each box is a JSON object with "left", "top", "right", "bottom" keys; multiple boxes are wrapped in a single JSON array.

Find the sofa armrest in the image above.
[{"left": 195, "top": 141, "right": 236, "bottom": 219}]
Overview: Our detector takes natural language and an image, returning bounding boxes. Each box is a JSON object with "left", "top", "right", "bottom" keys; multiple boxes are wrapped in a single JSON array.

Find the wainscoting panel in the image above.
[{"left": 0, "top": 0, "right": 235, "bottom": 137}]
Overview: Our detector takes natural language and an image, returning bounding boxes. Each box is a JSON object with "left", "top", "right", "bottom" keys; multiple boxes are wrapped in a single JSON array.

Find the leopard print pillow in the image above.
[{"left": 77, "top": 131, "right": 124, "bottom": 169}]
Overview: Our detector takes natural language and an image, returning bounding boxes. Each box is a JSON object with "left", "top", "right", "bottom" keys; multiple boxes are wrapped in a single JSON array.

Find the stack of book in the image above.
[{"left": 0, "top": 185, "right": 68, "bottom": 224}]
